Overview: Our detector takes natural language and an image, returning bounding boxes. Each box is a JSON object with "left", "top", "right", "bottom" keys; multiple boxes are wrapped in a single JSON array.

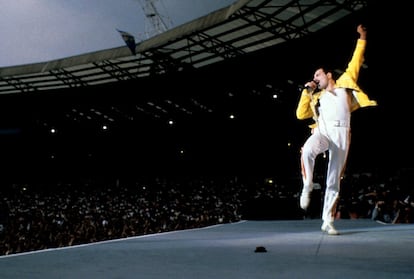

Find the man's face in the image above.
[{"left": 313, "top": 68, "right": 328, "bottom": 89}]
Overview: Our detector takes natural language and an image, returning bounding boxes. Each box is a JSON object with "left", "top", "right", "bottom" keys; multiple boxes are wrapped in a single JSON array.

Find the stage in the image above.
[{"left": 0, "top": 219, "right": 413, "bottom": 278}]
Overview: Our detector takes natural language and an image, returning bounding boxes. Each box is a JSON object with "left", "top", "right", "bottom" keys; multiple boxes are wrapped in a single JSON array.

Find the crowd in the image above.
[
  {"left": 337, "top": 170, "right": 414, "bottom": 224},
  {"left": 0, "top": 168, "right": 412, "bottom": 256}
]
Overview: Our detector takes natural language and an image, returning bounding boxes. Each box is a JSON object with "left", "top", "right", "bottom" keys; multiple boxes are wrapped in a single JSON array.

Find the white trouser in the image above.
[{"left": 300, "top": 123, "right": 350, "bottom": 223}]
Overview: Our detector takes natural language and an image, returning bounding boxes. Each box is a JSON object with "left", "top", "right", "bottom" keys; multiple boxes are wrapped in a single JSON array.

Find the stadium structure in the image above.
[{"left": 0, "top": 0, "right": 369, "bottom": 181}]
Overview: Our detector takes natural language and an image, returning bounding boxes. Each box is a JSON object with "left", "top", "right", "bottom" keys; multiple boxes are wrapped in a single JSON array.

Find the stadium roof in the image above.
[{"left": 0, "top": 0, "right": 368, "bottom": 95}]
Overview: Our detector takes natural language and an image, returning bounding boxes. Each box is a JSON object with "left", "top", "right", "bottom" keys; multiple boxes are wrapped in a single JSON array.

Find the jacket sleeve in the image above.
[
  {"left": 337, "top": 39, "right": 377, "bottom": 110},
  {"left": 295, "top": 90, "right": 314, "bottom": 120},
  {"left": 344, "top": 39, "right": 366, "bottom": 83}
]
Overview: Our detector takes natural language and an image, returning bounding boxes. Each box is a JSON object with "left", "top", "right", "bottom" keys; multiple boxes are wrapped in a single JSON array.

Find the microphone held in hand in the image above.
[
  {"left": 300, "top": 80, "right": 318, "bottom": 93},
  {"left": 299, "top": 84, "right": 316, "bottom": 93}
]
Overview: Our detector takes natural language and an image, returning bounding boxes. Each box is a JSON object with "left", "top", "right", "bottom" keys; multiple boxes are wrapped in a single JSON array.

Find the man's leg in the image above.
[
  {"left": 300, "top": 131, "right": 328, "bottom": 210},
  {"left": 321, "top": 127, "right": 350, "bottom": 235}
]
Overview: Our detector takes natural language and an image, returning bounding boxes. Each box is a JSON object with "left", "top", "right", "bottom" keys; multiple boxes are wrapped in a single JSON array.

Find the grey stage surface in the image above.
[{"left": 0, "top": 219, "right": 413, "bottom": 279}]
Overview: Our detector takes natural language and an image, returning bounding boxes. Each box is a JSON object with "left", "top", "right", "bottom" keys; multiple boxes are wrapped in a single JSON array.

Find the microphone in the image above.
[
  {"left": 299, "top": 85, "right": 315, "bottom": 93},
  {"left": 300, "top": 81, "right": 318, "bottom": 93}
]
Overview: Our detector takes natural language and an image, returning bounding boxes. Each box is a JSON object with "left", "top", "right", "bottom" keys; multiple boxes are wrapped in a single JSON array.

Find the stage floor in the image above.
[{"left": 0, "top": 219, "right": 413, "bottom": 278}]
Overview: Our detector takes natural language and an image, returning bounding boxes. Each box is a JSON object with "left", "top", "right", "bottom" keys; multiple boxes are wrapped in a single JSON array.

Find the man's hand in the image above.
[
  {"left": 357, "top": 24, "right": 367, "bottom": 40},
  {"left": 304, "top": 80, "right": 318, "bottom": 93}
]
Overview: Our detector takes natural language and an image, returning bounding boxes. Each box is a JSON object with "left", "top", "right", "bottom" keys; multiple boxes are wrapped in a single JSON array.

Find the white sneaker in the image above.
[
  {"left": 321, "top": 221, "right": 339, "bottom": 235},
  {"left": 300, "top": 191, "right": 311, "bottom": 210}
]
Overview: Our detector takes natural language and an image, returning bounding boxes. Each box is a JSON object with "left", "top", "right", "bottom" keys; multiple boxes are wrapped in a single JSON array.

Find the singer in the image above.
[{"left": 295, "top": 24, "right": 377, "bottom": 235}]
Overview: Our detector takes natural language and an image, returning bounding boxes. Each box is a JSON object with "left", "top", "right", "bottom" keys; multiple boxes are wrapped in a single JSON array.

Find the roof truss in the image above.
[{"left": 0, "top": 0, "right": 367, "bottom": 94}]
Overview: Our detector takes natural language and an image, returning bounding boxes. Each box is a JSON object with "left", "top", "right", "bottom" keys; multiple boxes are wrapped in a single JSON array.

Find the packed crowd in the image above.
[{"left": 0, "top": 169, "right": 412, "bottom": 256}]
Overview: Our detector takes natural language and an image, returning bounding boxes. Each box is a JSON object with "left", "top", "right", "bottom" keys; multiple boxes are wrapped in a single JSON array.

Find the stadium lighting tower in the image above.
[{"left": 137, "top": 0, "right": 173, "bottom": 39}]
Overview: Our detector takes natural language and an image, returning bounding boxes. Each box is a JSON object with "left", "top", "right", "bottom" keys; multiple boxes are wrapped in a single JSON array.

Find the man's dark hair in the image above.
[{"left": 318, "top": 66, "right": 341, "bottom": 80}]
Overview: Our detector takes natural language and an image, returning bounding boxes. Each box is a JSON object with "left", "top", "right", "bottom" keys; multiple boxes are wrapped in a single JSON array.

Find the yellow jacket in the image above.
[{"left": 295, "top": 39, "right": 377, "bottom": 128}]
